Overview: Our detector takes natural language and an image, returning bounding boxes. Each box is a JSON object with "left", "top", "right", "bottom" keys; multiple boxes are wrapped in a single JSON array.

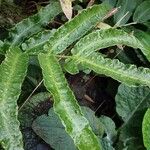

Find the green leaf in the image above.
[
  {"left": 19, "top": 92, "right": 51, "bottom": 128},
  {"left": 38, "top": 54, "right": 101, "bottom": 150},
  {"left": 82, "top": 107, "right": 104, "bottom": 137},
  {"left": 134, "top": 30, "right": 150, "bottom": 61},
  {"left": 0, "top": 48, "right": 28, "bottom": 150},
  {"left": 116, "top": 84, "right": 150, "bottom": 122},
  {"left": 32, "top": 108, "right": 77, "bottom": 150},
  {"left": 114, "top": 0, "right": 143, "bottom": 25},
  {"left": 142, "top": 108, "right": 150, "bottom": 150},
  {"left": 33, "top": 107, "right": 114, "bottom": 150},
  {"left": 100, "top": 138, "right": 115, "bottom": 150},
  {"left": 102, "top": 0, "right": 117, "bottom": 7},
  {"left": 19, "top": 92, "right": 53, "bottom": 150},
  {"left": 133, "top": 0, "right": 150, "bottom": 23},
  {"left": 66, "top": 28, "right": 146, "bottom": 60},
  {"left": 22, "top": 30, "right": 55, "bottom": 54},
  {"left": 7, "top": 1, "right": 61, "bottom": 47},
  {"left": 99, "top": 116, "right": 117, "bottom": 143},
  {"left": 0, "top": 41, "right": 4, "bottom": 55},
  {"left": 115, "top": 84, "right": 150, "bottom": 149},
  {"left": 44, "top": 3, "right": 111, "bottom": 54},
  {"left": 64, "top": 28, "right": 150, "bottom": 73},
  {"left": 66, "top": 52, "right": 150, "bottom": 87}
]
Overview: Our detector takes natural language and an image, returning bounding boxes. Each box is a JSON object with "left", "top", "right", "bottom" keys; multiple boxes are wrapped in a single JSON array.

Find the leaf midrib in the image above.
[
  {"left": 0, "top": 53, "right": 21, "bottom": 148},
  {"left": 76, "top": 55, "right": 150, "bottom": 86}
]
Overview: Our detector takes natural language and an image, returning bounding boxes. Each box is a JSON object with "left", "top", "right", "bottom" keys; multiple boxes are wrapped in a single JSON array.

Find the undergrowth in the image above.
[{"left": 0, "top": 0, "right": 150, "bottom": 150}]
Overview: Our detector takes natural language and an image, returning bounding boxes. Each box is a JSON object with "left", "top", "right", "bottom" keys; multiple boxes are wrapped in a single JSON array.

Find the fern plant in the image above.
[{"left": 0, "top": 0, "right": 150, "bottom": 150}]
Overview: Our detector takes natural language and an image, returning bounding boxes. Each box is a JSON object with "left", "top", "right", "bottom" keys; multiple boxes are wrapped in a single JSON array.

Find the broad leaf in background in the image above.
[
  {"left": 82, "top": 107, "right": 104, "bottom": 136},
  {"left": 133, "top": 0, "right": 150, "bottom": 23},
  {"left": 38, "top": 54, "right": 101, "bottom": 150},
  {"left": 101, "top": 0, "right": 117, "bottom": 7},
  {"left": 100, "top": 139, "right": 115, "bottom": 150},
  {"left": 114, "top": 0, "right": 143, "bottom": 26},
  {"left": 33, "top": 106, "right": 116, "bottom": 150},
  {"left": 99, "top": 116, "right": 117, "bottom": 144},
  {"left": 59, "top": 0, "right": 73, "bottom": 20},
  {"left": 32, "top": 108, "right": 77, "bottom": 150},
  {"left": 0, "top": 48, "right": 28, "bottom": 150},
  {"left": 142, "top": 108, "right": 150, "bottom": 150},
  {"left": 115, "top": 84, "right": 150, "bottom": 149},
  {"left": 134, "top": 30, "right": 150, "bottom": 62},
  {"left": 19, "top": 92, "right": 51, "bottom": 150}
]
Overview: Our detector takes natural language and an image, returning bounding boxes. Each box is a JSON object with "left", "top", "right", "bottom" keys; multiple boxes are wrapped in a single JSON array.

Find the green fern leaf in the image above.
[
  {"left": 7, "top": 1, "right": 61, "bottom": 48},
  {"left": 65, "top": 52, "right": 150, "bottom": 87},
  {"left": 38, "top": 54, "right": 101, "bottom": 150},
  {"left": 142, "top": 109, "right": 150, "bottom": 150},
  {"left": 22, "top": 30, "right": 55, "bottom": 54},
  {"left": 44, "top": 3, "right": 111, "bottom": 54},
  {"left": 66, "top": 28, "right": 145, "bottom": 60},
  {"left": 0, "top": 48, "right": 28, "bottom": 150}
]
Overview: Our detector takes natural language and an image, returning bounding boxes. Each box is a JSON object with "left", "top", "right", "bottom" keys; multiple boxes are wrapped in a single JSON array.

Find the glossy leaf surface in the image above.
[
  {"left": 0, "top": 48, "right": 28, "bottom": 150},
  {"left": 44, "top": 3, "right": 111, "bottom": 54},
  {"left": 22, "top": 30, "right": 55, "bottom": 54},
  {"left": 65, "top": 52, "right": 150, "bottom": 87},
  {"left": 38, "top": 54, "right": 101, "bottom": 150}
]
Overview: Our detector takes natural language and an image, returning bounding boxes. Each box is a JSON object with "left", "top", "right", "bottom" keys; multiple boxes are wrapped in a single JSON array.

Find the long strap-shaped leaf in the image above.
[
  {"left": 65, "top": 52, "right": 150, "bottom": 87},
  {"left": 7, "top": 1, "right": 61, "bottom": 48},
  {"left": 44, "top": 3, "right": 111, "bottom": 54},
  {"left": 68, "top": 28, "right": 145, "bottom": 58},
  {"left": 22, "top": 30, "right": 55, "bottom": 54},
  {"left": 65, "top": 28, "right": 149, "bottom": 75},
  {"left": 0, "top": 48, "right": 28, "bottom": 150},
  {"left": 38, "top": 54, "right": 101, "bottom": 150}
]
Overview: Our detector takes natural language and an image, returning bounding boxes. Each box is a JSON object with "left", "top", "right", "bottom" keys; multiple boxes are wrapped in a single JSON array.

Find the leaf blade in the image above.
[
  {"left": 44, "top": 3, "right": 111, "bottom": 54},
  {"left": 22, "top": 30, "right": 55, "bottom": 54},
  {"left": 0, "top": 48, "right": 28, "bottom": 150},
  {"left": 133, "top": 0, "right": 150, "bottom": 23},
  {"left": 66, "top": 52, "right": 150, "bottom": 87},
  {"left": 142, "top": 108, "right": 150, "bottom": 150},
  {"left": 8, "top": 1, "right": 61, "bottom": 47},
  {"left": 38, "top": 54, "right": 101, "bottom": 150}
]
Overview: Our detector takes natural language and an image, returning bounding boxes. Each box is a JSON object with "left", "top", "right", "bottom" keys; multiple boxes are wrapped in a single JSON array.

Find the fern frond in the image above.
[
  {"left": 69, "top": 28, "right": 144, "bottom": 57},
  {"left": 0, "top": 48, "right": 28, "bottom": 150},
  {"left": 38, "top": 54, "right": 101, "bottom": 150},
  {"left": 43, "top": 3, "right": 111, "bottom": 54},
  {"left": 7, "top": 1, "right": 61, "bottom": 47},
  {"left": 65, "top": 52, "right": 150, "bottom": 87},
  {"left": 22, "top": 30, "right": 55, "bottom": 54}
]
